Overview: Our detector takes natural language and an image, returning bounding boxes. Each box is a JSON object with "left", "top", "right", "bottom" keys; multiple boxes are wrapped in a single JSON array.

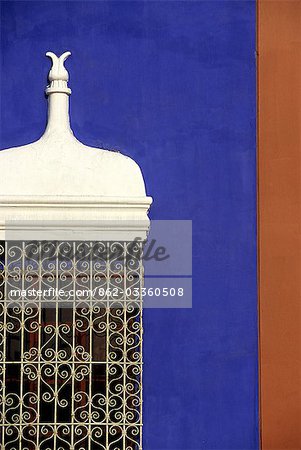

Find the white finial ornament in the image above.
[{"left": 45, "top": 51, "right": 72, "bottom": 95}]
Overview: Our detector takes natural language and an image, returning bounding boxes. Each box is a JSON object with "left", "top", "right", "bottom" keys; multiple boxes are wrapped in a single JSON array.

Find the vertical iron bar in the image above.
[{"left": 1, "top": 242, "right": 7, "bottom": 448}]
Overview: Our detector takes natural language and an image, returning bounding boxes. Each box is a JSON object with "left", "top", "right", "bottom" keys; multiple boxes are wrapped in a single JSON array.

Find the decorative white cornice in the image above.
[
  {"left": 0, "top": 195, "right": 152, "bottom": 240},
  {"left": 0, "top": 195, "right": 152, "bottom": 207}
]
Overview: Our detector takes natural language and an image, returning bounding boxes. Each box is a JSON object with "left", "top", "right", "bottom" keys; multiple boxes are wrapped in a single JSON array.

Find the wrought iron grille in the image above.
[{"left": 0, "top": 240, "right": 143, "bottom": 449}]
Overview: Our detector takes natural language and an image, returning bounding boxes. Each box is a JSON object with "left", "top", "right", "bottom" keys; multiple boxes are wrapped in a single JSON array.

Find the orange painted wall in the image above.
[{"left": 258, "top": 2, "right": 301, "bottom": 449}]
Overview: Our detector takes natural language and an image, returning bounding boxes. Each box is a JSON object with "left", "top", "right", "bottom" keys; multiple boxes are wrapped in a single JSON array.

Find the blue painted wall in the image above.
[{"left": 0, "top": 1, "right": 258, "bottom": 449}]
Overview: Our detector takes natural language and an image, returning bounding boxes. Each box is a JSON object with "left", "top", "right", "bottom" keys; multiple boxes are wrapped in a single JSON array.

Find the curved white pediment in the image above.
[{"left": 0, "top": 51, "right": 152, "bottom": 238}]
